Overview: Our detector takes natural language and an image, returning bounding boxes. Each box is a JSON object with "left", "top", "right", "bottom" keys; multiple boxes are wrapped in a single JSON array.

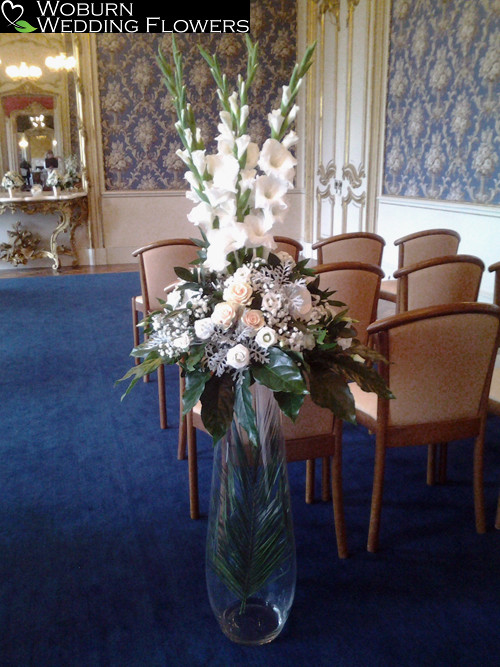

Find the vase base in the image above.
[{"left": 219, "top": 598, "right": 285, "bottom": 645}]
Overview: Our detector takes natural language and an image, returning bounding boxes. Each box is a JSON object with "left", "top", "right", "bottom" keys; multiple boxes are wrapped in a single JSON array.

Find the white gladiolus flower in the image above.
[
  {"left": 204, "top": 225, "right": 247, "bottom": 272},
  {"left": 226, "top": 343, "right": 250, "bottom": 370},
  {"left": 235, "top": 135, "right": 251, "bottom": 160},
  {"left": 253, "top": 174, "right": 289, "bottom": 212},
  {"left": 187, "top": 202, "right": 214, "bottom": 229},
  {"left": 268, "top": 109, "right": 285, "bottom": 134},
  {"left": 282, "top": 131, "right": 299, "bottom": 149},
  {"left": 228, "top": 91, "right": 239, "bottom": 116},
  {"left": 207, "top": 153, "right": 240, "bottom": 192},
  {"left": 288, "top": 104, "right": 299, "bottom": 122},
  {"left": 239, "top": 168, "right": 256, "bottom": 194},
  {"left": 282, "top": 84, "right": 291, "bottom": 106},
  {"left": 241, "top": 214, "right": 276, "bottom": 250},
  {"left": 255, "top": 326, "right": 277, "bottom": 349},
  {"left": 176, "top": 148, "right": 190, "bottom": 165},
  {"left": 258, "top": 138, "right": 297, "bottom": 184},
  {"left": 190, "top": 149, "right": 207, "bottom": 175},
  {"left": 245, "top": 143, "right": 260, "bottom": 169},
  {"left": 194, "top": 317, "right": 215, "bottom": 340}
]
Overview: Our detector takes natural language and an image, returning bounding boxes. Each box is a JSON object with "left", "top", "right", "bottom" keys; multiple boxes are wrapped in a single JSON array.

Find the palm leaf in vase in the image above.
[{"left": 207, "top": 392, "right": 294, "bottom": 614}]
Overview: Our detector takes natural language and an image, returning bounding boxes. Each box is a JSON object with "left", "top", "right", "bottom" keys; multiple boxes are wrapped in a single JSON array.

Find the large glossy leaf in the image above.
[
  {"left": 274, "top": 391, "right": 305, "bottom": 422},
  {"left": 182, "top": 369, "right": 211, "bottom": 414},
  {"left": 200, "top": 373, "right": 235, "bottom": 444},
  {"left": 309, "top": 365, "right": 356, "bottom": 423},
  {"left": 234, "top": 371, "right": 258, "bottom": 445},
  {"left": 253, "top": 347, "right": 307, "bottom": 395}
]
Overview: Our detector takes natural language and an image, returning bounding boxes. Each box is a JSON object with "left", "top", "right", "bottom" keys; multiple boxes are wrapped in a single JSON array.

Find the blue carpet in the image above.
[{"left": 0, "top": 272, "right": 499, "bottom": 666}]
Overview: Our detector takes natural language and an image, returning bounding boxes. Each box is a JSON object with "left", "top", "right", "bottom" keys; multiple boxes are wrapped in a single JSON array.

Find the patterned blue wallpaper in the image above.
[
  {"left": 383, "top": 0, "right": 500, "bottom": 205},
  {"left": 96, "top": 1, "right": 297, "bottom": 191}
]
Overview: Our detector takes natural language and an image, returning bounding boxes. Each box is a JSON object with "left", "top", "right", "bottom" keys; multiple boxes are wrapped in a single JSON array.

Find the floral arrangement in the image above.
[
  {"left": 118, "top": 36, "right": 392, "bottom": 444},
  {"left": 2, "top": 170, "right": 24, "bottom": 190},
  {"left": 61, "top": 154, "right": 81, "bottom": 189},
  {"left": 46, "top": 168, "right": 63, "bottom": 188}
]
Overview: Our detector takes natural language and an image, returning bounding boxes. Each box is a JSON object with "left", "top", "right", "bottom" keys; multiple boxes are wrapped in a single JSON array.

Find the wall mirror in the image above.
[{"left": 0, "top": 34, "right": 86, "bottom": 190}]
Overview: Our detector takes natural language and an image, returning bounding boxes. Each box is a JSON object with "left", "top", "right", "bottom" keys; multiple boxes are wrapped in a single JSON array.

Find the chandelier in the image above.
[
  {"left": 5, "top": 62, "right": 42, "bottom": 79},
  {"left": 45, "top": 53, "right": 76, "bottom": 72}
]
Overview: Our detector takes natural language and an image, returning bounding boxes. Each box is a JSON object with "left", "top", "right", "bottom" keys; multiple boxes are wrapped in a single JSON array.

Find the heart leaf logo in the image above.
[{"left": 1, "top": 1, "right": 37, "bottom": 32}]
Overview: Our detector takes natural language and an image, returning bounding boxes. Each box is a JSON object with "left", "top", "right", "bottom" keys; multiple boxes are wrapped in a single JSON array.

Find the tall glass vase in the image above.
[{"left": 206, "top": 383, "right": 296, "bottom": 645}]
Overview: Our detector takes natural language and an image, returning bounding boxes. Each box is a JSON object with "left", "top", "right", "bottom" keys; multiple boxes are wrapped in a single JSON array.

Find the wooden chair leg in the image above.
[
  {"left": 158, "top": 364, "right": 167, "bottom": 430},
  {"left": 367, "top": 435, "right": 387, "bottom": 553},
  {"left": 473, "top": 431, "right": 486, "bottom": 534},
  {"left": 177, "top": 368, "right": 187, "bottom": 460},
  {"left": 427, "top": 444, "right": 437, "bottom": 485},
  {"left": 495, "top": 492, "right": 500, "bottom": 530},
  {"left": 305, "top": 460, "right": 315, "bottom": 504},
  {"left": 186, "top": 411, "right": 199, "bottom": 520},
  {"left": 321, "top": 456, "right": 331, "bottom": 502},
  {"left": 331, "top": 419, "right": 348, "bottom": 558},
  {"left": 132, "top": 297, "right": 140, "bottom": 366}
]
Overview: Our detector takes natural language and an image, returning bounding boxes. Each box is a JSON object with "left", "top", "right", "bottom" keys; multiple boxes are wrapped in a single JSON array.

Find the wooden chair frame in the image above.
[
  {"left": 132, "top": 238, "right": 198, "bottom": 431},
  {"left": 348, "top": 303, "right": 500, "bottom": 552},
  {"left": 379, "top": 228, "right": 461, "bottom": 303},
  {"left": 273, "top": 236, "right": 303, "bottom": 261},
  {"left": 312, "top": 231, "right": 385, "bottom": 266},
  {"left": 393, "top": 254, "right": 485, "bottom": 314}
]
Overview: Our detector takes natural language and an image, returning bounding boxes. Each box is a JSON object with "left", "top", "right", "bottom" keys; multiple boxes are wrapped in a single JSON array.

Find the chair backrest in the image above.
[
  {"left": 394, "top": 254, "right": 484, "bottom": 313},
  {"left": 132, "top": 238, "right": 199, "bottom": 312},
  {"left": 274, "top": 236, "right": 303, "bottom": 261},
  {"left": 367, "top": 303, "right": 500, "bottom": 429},
  {"left": 489, "top": 261, "right": 500, "bottom": 307},
  {"left": 315, "top": 261, "right": 385, "bottom": 345},
  {"left": 395, "top": 228, "right": 460, "bottom": 269},
  {"left": 312, "top": 232, "right": 385, "bottom": 266}
]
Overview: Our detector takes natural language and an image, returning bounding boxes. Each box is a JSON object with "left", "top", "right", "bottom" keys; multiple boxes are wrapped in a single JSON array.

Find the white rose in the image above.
[
  {"left": 241, "top": 309, "right": 265, "bottom": 330},
  {"left": 211, "top": 301, "right": 238, "bottom": 328},
  {"left": 255, "top": 326, "right": 277, "bottom": 349},
  {"left": 194, "top": 317, "right": 215, "bottom": 340},
  {"left": 173, "top": 332, "right": 191, "bottom": 350},
  {"left": 223, "top": 280, "right": 253, "bottom": 305},
  {"left": 226, "top": 344, "right": 250, "bottom": 370}
]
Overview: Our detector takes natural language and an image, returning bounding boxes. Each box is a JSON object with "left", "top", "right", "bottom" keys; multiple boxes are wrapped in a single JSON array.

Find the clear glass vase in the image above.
[{"left": 205, "top": 383, "right": 296, "bottom": 645}]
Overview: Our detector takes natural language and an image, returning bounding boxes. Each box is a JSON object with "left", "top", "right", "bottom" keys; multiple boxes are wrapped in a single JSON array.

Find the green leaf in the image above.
[
  {"left": 234, "top": 371, "right": 258, "bottom": 445},
  {"left": 182, "top": 369, "right": 211, "bottom": 414},
  {"left": 200, "top": 373, "right": 235, "bottom": 444},
  {"left": 184, "top": 344, "right": 205, "bottom": 372},
  {"left": 274, "top": 391, "right": 305, "bottom": 422},
  {"left": 115, "top": 355, "right": 163, "bottom": 399},
  {"left": 309, "top": 365, "right": 356, "bottom": 423},
  {"left": 15, "top": 20, "right": 37, "bottom": 33},
  {"left": 253, "top": 347, "right": 307, "bottom": 395},
  {"left": 174, "top": 266, "right": 194, "bottom": 282}
]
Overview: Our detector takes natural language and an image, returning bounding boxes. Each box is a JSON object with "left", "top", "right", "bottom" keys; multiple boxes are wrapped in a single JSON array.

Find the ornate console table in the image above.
[{"left": 0, "top": 191, "right": 88, "bottom": 270}]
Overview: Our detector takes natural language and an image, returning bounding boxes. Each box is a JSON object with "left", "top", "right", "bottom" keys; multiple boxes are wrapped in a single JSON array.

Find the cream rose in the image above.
[
  {"left": 226, "top": 344, "right": 250, "bottom": 370},
  {"left": 241, "top": 309, "right": 265, "bottom": 330},
  {"left": 211, "top": 301, "right": 238, "bottom": 328},
  {"left": 223, "top": 280, "right": 253, "bottom": 305}
]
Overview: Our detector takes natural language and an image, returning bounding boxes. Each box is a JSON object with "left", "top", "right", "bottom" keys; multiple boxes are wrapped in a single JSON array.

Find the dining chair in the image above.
[
  {"left": 273, "top": 236, "right": 303, "bottom": 261},
  {"left": 312, "top": 231, "right": 385, "bottom": 266},
  {"left": 379, "top": 228, "right": 461, "bottom": 304},
  {"left": 132, "top": 238, "right": 199, "bottom": 430},
  {"left": 345, "top": 302, "right": 500, "bottom": 552},
  {"left": 394, "top": 254, "right": 484, "bottom": 314}
]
